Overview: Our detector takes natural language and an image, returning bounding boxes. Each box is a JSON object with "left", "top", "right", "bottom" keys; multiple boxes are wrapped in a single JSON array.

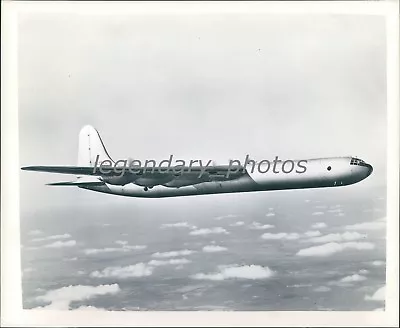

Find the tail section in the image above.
[{"left": 78, "top": 125, "right": 114, "bottom": 167}]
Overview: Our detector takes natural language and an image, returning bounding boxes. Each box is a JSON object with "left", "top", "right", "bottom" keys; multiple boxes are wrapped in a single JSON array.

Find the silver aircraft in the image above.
[{"left": 21, "top": 125, "right": 373, "bottom": 198}]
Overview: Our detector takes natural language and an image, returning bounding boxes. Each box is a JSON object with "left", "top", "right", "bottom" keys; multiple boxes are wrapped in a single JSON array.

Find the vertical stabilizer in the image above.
[{"left": 78, "top": 125, "right": 114, "bottom": 167}]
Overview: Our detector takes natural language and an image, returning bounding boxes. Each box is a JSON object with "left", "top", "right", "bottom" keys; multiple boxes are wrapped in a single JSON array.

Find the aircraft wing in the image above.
[{"left": 21, "top": 165, "right": 246, "bottom": 179}]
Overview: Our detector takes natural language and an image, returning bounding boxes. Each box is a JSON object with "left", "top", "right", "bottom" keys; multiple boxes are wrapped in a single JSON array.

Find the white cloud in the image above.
[
  {"left": 306, "top": 232, "right": 367, "bottom": 243},
  {"left": 32, "top": 233, "right": 72, "bottom": 242},
  {"left": 265, "top": 213, "right": 275, "bottom": 217},
  {"left": 304, "top": 231, "right": 322, "bottom": 237},
  {"left": 202, "top": 245, "right": 228, "bottom": 253},
  {"left": 148, "top": 258, "right": 191, "bottom": 266},
  {"left": 35, "top": 284, "right": 120, "bottom": 310},
  {"left": 115, "top": 240, "right": 128, "bottom": 245},
  {"left": 312, "top": 212, "right": 324, "bottom": 216},
  {"left": 315, "top": 205, "right": 327, "bottom": 209},
  {"left": 191, "top": 265, "right": 274, "bottom": 281},
  {"left": 230, "top": 221, "right": 245, "bottom": 227},
  {"left": 311, "top": 222, "right": 327, "bottom": 229},
  {"left": 371, "top": 260, "right": 385, "bottom": 266},
  {"left": 214, "top": 214, "right": 237, "bottom": 220},
  {"left": 152, "top": 249, "right": 196, "bottom": 258},
  {"left": 161, "top": 222, "right": 196, "bottom": 229},
  {"left": 28, "top": 229, "right": 43, "bottom": 236},
  {"left": 261, "top": 232, "right": 300, "bottom": 240},
  {"left": 123, "top": 245, "right": 147, "bottom": 250},
  {"left": 345, "top": 220, "right": 385, "bottom": 231},
  {"left": 74, "top": 305, "right": 107, "bottom": 311},
  {"left": 340, "top": 274, "right": 367, "bottom": 282},
  {"left": 90, "top": 263, "right": 153, "bottom": 278},
  {"left": 249, "top": 222, "right": 275, "bottom": 230},
  {"left": 313, "top": 286, "right": 331, "bottom": 292},
  {"left": 365, "top": 286, "right": 385, "bottom": 301},
  {"left": 189, "top": 227, "right": 229, "bottom": 236},
  {"left": 296, "top": 242, "right": 375, "bottom": 257},
  {"left": 84, "top": 247, "right": 129, "bottom": 255},
  {"left": 84, "top": 244, "right": 146, "bottom": 255},
  {"left": 44, "top": 240, "right": 76, "bottom": 248},
  {"left": 359, "top": 269, "right": 370, "bottom": 275}
]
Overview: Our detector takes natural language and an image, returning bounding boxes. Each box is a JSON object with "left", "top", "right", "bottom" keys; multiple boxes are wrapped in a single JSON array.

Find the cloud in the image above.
[
  {"left": 90, "top": 263, "right": 153, "bottom": 278},
  {"left": 296, "top": 242, "right": 375, "bottom": 257},
  {"left": 249, "top": 222, "right": 275, "bottom": 230},
  {"left": 161, "top": 222, "right": 197, "bottom": 229},
  {"left": 345, "top": 220, "right": 385, "bottom": 231},
  {"left": 313, "top": 286, "right": 331, "bottom": 292},
  {"left": 202, "top": 245, "right": 228, "bottom": 253},
  {"left": 191, "top": 265, "right": 274, "bottom": 281},
  {"left": 230, "top": 221, "right": 245, "bottom": 227},
  {"left": 306, "top": 232, "right": 367, "bottom": 243},
  {"left": 44, "top": 240, "right": 76, "bottom": 248},
  {"left": 84, "top": 247, "right": 129, "bottom": 255},
  {"left": 122, "top": 245, "right": 147, "bottom": 250},
  {"left": 304, "top": 231, "right": 322, "bottom": 237},
  {"left": 261, "top": 232, "right": 300, "bottom": 240},
  {"left": 315, "top": 205, "right": 327, "bottom": 209},
  {"left": 152, "top": 249, "right": 196, "bottom": 258},
  {"left": 312, "top": 212, "right": 324, "bottom": 216},
  {"left": 84, "top": 244, "right": 147, "bottom": 255},
  {"left": 214, "top": 214, "right": 237, "bottom": 220},
  {"left": 32, "top": 233, "right": 72, "bottom": 242},
  {"left": 265, "top": 213, "right": 275, "bottom": 217},
  {"left": 115, "top": 240, "right": 128, "bottom": 245},
  {"left": 365, "top": 286, "right": 385, "bottom": 301},
  {"left": 35, "top": 284, "right": 120, "bottom": 310},
  {"left": 28, "top": 229, "right": 43, "bottom": 236},
  {"left": 189, "top": 227, "right": 229, "bottom": 236},
  {"left": 340, "top": 274, "right": 367, "bottom": 282},
  {"left": 359, "top": 269, "right": 370, "bottom": 275},
  {"left": 74, "top": 305, "right": 108, "bottom": 311},
  {"left": 311, "top": 222, "right": 327, "bottom": 229},
  {"left": 371, "top": 260, "right": 385, "bottom": 266},
  {"left": 148, "top": 258, "right": 191, "bottom": 266}
]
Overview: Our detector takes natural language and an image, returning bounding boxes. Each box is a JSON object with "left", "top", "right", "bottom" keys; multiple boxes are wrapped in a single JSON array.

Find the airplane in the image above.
[{"left": 21, "top": 125, "right": 373, "bottom": 198}]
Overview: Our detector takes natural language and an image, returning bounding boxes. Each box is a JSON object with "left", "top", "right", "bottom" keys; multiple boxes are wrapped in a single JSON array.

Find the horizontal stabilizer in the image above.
[{"left": 46, "top": 178, "right": 105, "bottom": 187}]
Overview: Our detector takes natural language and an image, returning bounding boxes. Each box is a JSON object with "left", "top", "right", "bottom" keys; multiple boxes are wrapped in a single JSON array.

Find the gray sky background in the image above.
[{"left": 18, "top": 13, "right": 387, "bottom": 211}]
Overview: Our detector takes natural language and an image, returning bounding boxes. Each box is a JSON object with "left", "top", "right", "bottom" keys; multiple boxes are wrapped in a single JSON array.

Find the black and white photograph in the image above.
[{"left": 1, "top": 1, "right": 399, "bottom": 326}]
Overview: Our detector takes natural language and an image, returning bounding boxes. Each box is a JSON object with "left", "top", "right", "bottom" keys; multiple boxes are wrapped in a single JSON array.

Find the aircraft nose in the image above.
[{"left": 366, "top": 163, "right": 373, "bottom": 176}]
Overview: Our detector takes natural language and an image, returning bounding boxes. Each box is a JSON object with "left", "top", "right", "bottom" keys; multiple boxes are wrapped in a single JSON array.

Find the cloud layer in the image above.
[
  {"left": 365, "top": 286, "right": 386, "bottom": 301},
  {"left": 261, "top": 232, "right": 300, "bottom": 240},
  {"left": 296, "top": 242, "right": 375, "bottom": 257},
  {"left": 152, "top": 249, "right": 196, "bottom": 258},
  {"left": 189, "top": 227, "right": 229, "bottom": 236},
  {"left": 202, "top": 245, "right": 228, "bottom": 253},
  {"left": 35, "top": 284, "right": 120, "bottom": 310},
  {"left": 90, "top": 263, "right": 153, "bottom": 278},
  {"left": 191, "top": 264, "right": 274, "bottom": 281}
]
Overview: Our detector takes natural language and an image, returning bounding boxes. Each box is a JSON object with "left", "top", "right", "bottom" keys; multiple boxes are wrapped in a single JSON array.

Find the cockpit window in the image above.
[{"left": 350, "top": 158, "right": 368, "bottom": 167}]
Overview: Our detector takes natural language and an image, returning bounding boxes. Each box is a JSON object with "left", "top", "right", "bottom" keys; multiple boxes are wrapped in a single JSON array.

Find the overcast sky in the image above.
[{"left": 18, "top": 12, "right": 387, "bottom": 210}]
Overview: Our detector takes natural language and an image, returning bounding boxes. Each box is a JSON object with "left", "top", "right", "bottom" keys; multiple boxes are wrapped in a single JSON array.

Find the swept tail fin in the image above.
[{"left": 78, "top": 125, "right": 114, "bottom": 167}]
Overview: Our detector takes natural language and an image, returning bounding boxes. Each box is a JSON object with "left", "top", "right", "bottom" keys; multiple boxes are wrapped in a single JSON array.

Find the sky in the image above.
[{"left": 16, "top": 10, "right": 389, "bottom": 313}]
